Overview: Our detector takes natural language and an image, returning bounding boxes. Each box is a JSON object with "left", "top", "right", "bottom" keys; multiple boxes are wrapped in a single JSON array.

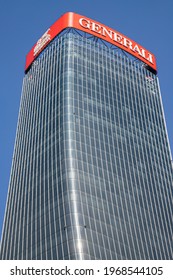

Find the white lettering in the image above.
[
  {"left": 79, "top": 18, "right": 90, "bottom": 29},
  {"left": 113, "top": 33, "right": 123, "bottom": 44},
  {"left": 101, "top": 27, "right": 113, "bottom": 39},
  {"left": 78, "top": 17, "right": 155, "bottom": 69},
  {"left": 146, "top": 53, "right": 153, "bottom": 64},
  {"left": 133, "top": 44, "right": 142, "bottom": 56},
  {"left": 34, "top": 29, "right": 51, "bottom": 56},
  {"left": 140, "top": 48, "right": 146, "bottom": 58},
  {"left": 123, "top": 38, "right": 133, "bottom": 50},
  {"left": 91, "top": 22, "right": 101, "bottom": 33}
]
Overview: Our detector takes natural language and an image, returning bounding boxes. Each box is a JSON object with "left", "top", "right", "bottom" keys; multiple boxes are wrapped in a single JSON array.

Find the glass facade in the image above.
[{"left": 1, "top": 32, "right": 173, "bottom": 260}]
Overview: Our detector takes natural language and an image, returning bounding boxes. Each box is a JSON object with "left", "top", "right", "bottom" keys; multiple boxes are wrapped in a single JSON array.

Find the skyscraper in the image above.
[{"left": 1, "top": 12, "right": 172, "bottom": 260}]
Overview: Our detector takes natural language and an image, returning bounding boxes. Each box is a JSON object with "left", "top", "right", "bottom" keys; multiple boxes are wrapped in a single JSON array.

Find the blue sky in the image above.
[{"left": 0, "top": 0, "right": 172, "bottom": 237}]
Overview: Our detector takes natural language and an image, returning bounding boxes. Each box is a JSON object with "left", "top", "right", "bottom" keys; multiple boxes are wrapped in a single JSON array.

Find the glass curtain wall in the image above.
[{"left": 1, "top": 32, "right": 172, "bottom": 260}]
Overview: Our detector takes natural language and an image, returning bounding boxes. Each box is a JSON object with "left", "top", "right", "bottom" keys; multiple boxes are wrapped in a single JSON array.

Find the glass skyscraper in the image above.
[{"left": 1, "top": 13, "right": 172, "bottom": 260}]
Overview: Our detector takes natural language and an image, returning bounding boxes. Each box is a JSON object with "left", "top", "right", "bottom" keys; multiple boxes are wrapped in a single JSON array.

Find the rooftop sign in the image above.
[{"left": 25, "top": 12, "right": 157, "bottom": 73}]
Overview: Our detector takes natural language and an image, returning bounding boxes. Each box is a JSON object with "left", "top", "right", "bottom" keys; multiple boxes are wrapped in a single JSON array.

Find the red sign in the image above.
[{"left": 25, "top": 12, "right": 157, "bottom": 73}]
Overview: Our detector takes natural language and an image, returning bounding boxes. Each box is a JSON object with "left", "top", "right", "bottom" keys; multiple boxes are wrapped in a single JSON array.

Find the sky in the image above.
[{"left": 0, "top": 0, "right": 172, "bottom": 238}]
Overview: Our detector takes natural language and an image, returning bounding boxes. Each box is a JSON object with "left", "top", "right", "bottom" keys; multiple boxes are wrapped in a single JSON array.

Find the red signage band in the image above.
[{"left": 25, "top": 12, "right": 157, "bottom": 73}]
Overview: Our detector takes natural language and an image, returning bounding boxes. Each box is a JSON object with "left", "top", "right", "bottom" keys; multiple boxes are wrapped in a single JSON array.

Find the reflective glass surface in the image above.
[{"left": 1, "top": 32, "right": 173, "bottom": 260}]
